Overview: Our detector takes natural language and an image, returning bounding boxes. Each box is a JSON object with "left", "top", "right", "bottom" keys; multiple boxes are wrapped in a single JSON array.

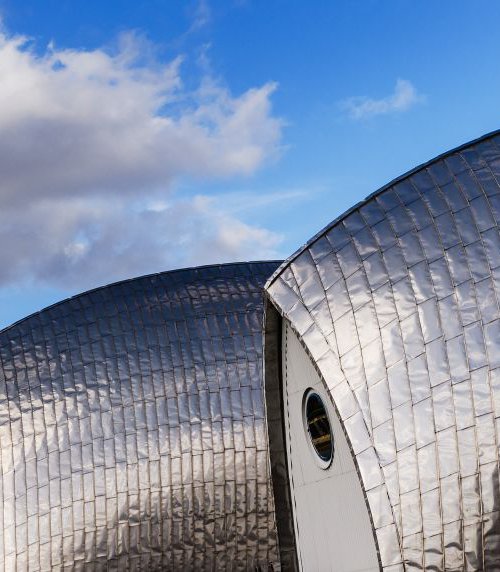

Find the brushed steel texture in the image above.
[
  {"left": 265, "top": 130, "right": 500, "bottom": 570},
  {"left": 0, "top": 261, "right": 281, "bottom": 571}
]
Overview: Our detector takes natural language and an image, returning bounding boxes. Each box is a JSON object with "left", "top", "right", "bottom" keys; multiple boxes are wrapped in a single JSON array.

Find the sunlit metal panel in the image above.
[
  {"left": 265, "top": 130, "right": 500, "bottom": 570},
  {"left": 0, "top": 262, "right": 280, "bottom": 571}
]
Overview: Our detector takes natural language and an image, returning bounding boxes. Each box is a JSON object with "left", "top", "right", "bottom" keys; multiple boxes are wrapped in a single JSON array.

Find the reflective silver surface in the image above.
[
  {"left": 0, "top": 261, "right": 281, "bottom": 571},
  {"left": 265, "top": 130, "right": 500, "bottom": 570}
]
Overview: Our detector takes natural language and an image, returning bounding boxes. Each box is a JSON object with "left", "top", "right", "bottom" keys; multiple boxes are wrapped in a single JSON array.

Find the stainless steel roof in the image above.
[
  {"left": 266, "top": 127, "right": 500, "bottom": 290},
  {"left": 0, "top": 261, "right": 281, "bottom": 571},
  {"left": 265, "top": 130, "right": 500, "bottom": 570}
]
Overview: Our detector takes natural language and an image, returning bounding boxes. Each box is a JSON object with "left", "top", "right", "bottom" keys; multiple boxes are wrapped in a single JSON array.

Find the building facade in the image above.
[
  {"left": 265, "top": 130, "right": 500, "bottom": 570},
  {"left": 3, "top": 130, "right": 500, "bottom": 570},
  {"left": 0, "top": 262, "right": 281, "bottom": 571}
]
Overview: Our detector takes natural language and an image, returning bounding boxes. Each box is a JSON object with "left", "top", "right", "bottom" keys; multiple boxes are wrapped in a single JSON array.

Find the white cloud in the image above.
[
  {"left": 341, "top": 79, "right": 424, "bottom": 120},
  {"left": 189, "top": 0, "right": 212, "bottom": 32},
  {"left": 0, "top": 194, "right": 284, "bottom": 290},
  {"left": 0, "top": 30, "right": 284, "bottom": 290}
]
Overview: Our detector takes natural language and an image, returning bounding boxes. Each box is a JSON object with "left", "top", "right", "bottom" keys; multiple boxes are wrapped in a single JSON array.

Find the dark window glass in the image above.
[{"left": 304, "top": 392, "right": 333, "bottom": 464}]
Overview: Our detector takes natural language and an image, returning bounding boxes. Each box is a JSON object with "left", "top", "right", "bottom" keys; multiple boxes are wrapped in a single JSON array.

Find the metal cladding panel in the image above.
[
  {"left": 265, "top": 131, "right": 500, "bottom": 570},
  {"left": 0, "top": 261, "right": 281, "bottom": 571}
]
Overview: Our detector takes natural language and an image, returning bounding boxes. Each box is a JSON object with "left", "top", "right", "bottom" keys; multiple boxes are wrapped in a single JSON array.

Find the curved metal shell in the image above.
[
  {"left": 0, "top": 261, "right": 281, "bottom": 571},
  {"left": 265, "top": 130, "right": 500, "bottom": 570}
]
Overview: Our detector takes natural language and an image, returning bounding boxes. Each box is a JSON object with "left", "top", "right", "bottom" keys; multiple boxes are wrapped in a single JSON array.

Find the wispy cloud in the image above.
[
  {"left": 0, "top": 29, "right": 284, "bottom": 290},
  {"left": 198, "top": 188, "right": 307, "bottom": 214},
  {"left": 0, "top": 194, "right": 284, "bottom": 290},
  {"left": 189, "top": 0, "right": 211, "bottom": 32},
  {"left": 341, "top": 79, "right": 424, "bottom": 120}
]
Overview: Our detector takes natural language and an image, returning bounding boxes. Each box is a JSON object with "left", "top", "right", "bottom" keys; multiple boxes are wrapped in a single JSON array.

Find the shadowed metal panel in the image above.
[
  {"left": 283, "top": 322, "right": 379, "bottom": 571},
  {"left": 263, "top": 302, "right": 299, "bottom": 571},
  {"left": 265, "top": 130, "right": 500, "bottom": 570},
  {"left": 0, "top": 262, "right": 281, "bottom": 571}
]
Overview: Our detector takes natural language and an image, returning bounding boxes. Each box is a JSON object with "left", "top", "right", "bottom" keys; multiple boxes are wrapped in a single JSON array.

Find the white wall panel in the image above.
[{"left": 283, "top": 321, "right": 379, "bottom": 572}]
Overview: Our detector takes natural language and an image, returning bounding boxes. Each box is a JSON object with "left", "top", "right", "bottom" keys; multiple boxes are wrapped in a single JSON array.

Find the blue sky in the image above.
[{"left": 0, "top": 0, "right": 500, "bottom": 328}]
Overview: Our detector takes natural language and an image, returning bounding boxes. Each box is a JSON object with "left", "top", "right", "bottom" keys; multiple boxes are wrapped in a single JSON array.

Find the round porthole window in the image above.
[{"left": 303, "top": 389, "right": 334, "bottom": 468}]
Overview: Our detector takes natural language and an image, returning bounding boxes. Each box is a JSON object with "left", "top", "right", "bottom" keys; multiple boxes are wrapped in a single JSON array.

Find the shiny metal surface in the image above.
[
  {"left": 265, "top": 130, "right": 500, "bottom": 570},
  {"left": 0, "top": 261, "right": 281, "bottom": 571}
]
